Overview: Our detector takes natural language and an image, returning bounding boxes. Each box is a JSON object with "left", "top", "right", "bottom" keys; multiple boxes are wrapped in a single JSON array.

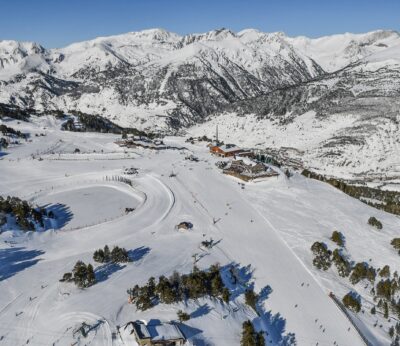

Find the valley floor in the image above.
[{"left": 0, "top": 116, "right": 399, "bottom": 345}]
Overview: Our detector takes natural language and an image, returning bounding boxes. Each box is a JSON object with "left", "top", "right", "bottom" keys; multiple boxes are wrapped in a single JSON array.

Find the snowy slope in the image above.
[
  {"left": 288, "top": 30, "right": 400, "bottom": 72},
  {"left": 0, "top": 117, "right": 399, "bottom": 345}
]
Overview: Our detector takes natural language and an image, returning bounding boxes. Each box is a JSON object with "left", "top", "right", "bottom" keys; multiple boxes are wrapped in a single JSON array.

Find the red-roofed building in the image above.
[{"left": 210, "top": 144, "right": 243, "bottom": 157}]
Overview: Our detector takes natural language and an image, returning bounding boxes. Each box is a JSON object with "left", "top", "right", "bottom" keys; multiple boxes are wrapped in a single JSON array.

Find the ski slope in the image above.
[{"left": 0, "top": 116, "right": 398, "bottom": 345}]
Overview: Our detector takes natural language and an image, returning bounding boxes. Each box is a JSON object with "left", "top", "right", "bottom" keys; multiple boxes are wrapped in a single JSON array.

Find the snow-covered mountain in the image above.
[
  {"left": 1, "top": 28, "right": 400, "bottom": 181},
  {"left": 1, "top": 28, "right": 326, "bottom": 129},
  {"left": 288, "top": 29, "right": 400, "bottom": 72}
]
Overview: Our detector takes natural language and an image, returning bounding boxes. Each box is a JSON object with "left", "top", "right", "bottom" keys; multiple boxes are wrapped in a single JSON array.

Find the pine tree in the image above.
[
  {"left": 60, "top": 272, "right": 72, "bottom": 282},
  {"left": 240, "top": 320, "right": 264, "bottom": 346},
  {"left": 93, "top": 249, "right": 105, "bottom": 263},
  {"left": 73, "top": 261, "right": 88, "bottom": 288},
  {"left": 135, "top": 291, "right": 153, "bottom": 311},
  {"left": 392, "top": 336, "right": 400, "bottom": 346},
  {"left": 376, "top": 280, "right": 392, "bottom": 300},
  {"left": 331, "top": 230, "right": 344, "bottom": 247},
  {"left": 110, "top": 246, "right": 130, "bottom": 263},
  {"left": 241, "top": 320, "right": 256, "bottom": 346},
  {"left": 222, "top": 287, "right": 230, "bottom": 303},
  {"left": 71, "top": 261, "right": 96, "bottom": 288},
  {"left": 396, "top": 322, "right": 400, "bottom": 335},
  {"left": 384, "top": 301, "right": 389, "bottom": 319},
  {"left": 391, "top": 239, "right": 400, "bottom": 251},
  {"left": 255, "top": 332, "right": 265, "bottom": 346},
  {"left": 311, "top": 242, "right": 332, "bottom": 270},
  {"left": 87, "top": 264, "right": 96, "bottom": 287},
  {"left": 342, "top": 292, "right": 361, "bottom": 313},
  {"left": 211, "top": 274, "right": 224, "bottom": 297},
  {"left": 368, "top": 216, "right": 383, "bottom": 230},
  {"left": 332, "top": 249, "right": 351, "bottom": 277},
  {"left": 104, "top": 245, "right": 111, "bottom": 262},
  {"left": 350, "top": 262, "right": 376, "bottom": 285},
  {"left": 380, "top": 265, "right": 391, "bottom": 278},
  {"left": 177, "top": 310, "right": 190, "bottom": 322},
  {"left": 147, "top": 277, "right": 156, "bottom": 297},
  {"left": 245, "top": 289, "right": 258, "bottom": 311}
]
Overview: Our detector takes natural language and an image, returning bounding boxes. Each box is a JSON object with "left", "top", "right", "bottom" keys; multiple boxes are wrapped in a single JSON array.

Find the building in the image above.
[
  {"left": 237, "top": 150, "right": 255, "bottom": 158},
  {"left": 115, "top": 136, "right": 166, "bottom": 150},
  {"left": 176, "top": 221, "right": 193, "bottom": 231},
  {"left": 209, "top": 144, "right": 243, "bottom": 157},
  {"left": 126, "top": 320, "right": 186, "bottom": 346},
  {"left": 223, "top": 159, "right": 279, "bottom": 181}
]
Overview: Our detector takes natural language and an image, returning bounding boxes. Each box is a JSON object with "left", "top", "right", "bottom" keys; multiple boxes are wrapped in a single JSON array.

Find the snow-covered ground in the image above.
[
  {"left": 0, "top": 115, "right": 399, "bottom": 345},
  {"left": 188, "top": 110, "right": 400, "bottom": 187}
]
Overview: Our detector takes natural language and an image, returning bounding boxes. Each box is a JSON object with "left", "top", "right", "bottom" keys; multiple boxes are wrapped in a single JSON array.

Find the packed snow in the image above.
[{"left": 0, "top": 115, "right": 399, "bottom": 345}]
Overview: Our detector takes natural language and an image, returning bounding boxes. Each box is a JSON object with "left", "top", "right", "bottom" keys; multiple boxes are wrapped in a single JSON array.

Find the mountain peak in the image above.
[
  {"left": 189, "top": 28, "right": 236, "bottom": 41},
  {"left": 0, "top": 40, "right": 46, "bottom": 55},
  {"left": 128, "top": 28, "right": 181, "bottom": 42}
]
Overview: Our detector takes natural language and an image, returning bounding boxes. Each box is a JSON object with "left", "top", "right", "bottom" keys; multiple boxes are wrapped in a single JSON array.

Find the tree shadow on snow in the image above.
[
  {"left": 86, "top": 319, "right": 105, "bottom": 334},
  {"left": 258, "top": 285, "right": 273, "bottom": 303},
  {"left": 41, "top": 203, "right": 73, "bottom": 229},
  {"left": 190, "top": 303, "right": 212, "bottom": 319},
  {"left": 219, "top": 262, "right": 296, "bottom": 345},
  {"left": 94, "top": 262, "right": 125, "bottom": 283},
  {"left": 256, "top": 310, "right": 296, "bottom": 346},
  {"left": 0, "top": 247, "right": 44, "bottom": 281},
  {"left": 220, "top": 262, "right": 254, "bottom": 300},
  {"left": 128, "top": 246, "right": 150, "bottom": 262},
  {"left": 250, "top": 283, "right": 296, "bottom": 345}
]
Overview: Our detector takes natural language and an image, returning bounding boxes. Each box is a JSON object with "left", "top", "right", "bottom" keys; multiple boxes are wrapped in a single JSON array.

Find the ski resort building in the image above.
[
  {"left": 223, "top": 159, "right": 279, "bottom": 181},
  {"left": 127, "top": 320, "right": 186, "bottom": 346},
  {"left": 116, "top": 136, "right": 166, "bottom": 150},
  {"left": 176, "top": 221, "right": 193, "bottom": 231},
  {"left": 209, "top": 144, "right": 243, "bottom": 157}
]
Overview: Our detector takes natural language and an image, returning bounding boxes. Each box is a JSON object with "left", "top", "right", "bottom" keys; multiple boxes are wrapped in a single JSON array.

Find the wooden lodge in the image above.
[
  {"left": 223, "top": 159, "right": 279, "bottom": 182},
  {"left": 125, "top": 320, "right": 186, "bottom": 346}
]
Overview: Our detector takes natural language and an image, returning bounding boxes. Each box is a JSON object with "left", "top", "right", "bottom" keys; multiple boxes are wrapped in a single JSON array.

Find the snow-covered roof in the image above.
[
  {"left": 225, "top": 159, "right": 279, "bottom": 178},
  {"left": 136, "top": 322, "right": 151, "bottom": 338},
  {"left": 147, "top": 322, "right": 184, "bottom": 341},
  {"left": 131, "top": 320, "right": 185, "bottom": 341},
  {"left": 219, "top": 144, "right": 242, "bottom": 153},
  {"left": 237, "top": 157, "right": 256, "bottom": 166}
]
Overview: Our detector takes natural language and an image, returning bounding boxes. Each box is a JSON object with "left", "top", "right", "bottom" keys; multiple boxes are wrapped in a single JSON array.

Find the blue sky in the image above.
[{"left": 0, "top": 0, "right": 399, "bottom": 48}]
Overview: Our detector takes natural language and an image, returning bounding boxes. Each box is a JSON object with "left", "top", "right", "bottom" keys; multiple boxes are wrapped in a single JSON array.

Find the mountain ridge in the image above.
[{"left": 1, "top": 28, "right": 400, "bottom": 183}]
